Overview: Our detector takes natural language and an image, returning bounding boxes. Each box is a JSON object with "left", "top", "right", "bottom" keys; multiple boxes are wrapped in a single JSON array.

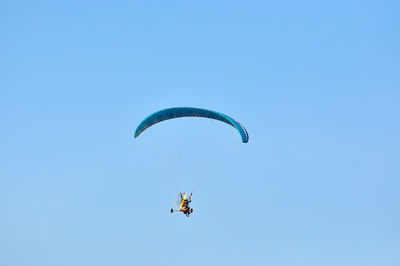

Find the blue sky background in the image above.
[{"left": 1, "top": 1, "right": 399, "bottom": 265}]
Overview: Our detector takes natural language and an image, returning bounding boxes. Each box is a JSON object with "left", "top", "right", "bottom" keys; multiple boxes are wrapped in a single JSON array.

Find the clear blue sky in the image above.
[{"left": 1, "top": 1, "right": 399, "bottom": 265}]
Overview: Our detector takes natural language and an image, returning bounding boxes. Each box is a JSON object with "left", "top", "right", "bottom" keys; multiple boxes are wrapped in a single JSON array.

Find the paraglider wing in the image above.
[{"left": 134, "top": 107, "right": 249, "bottom": 143}]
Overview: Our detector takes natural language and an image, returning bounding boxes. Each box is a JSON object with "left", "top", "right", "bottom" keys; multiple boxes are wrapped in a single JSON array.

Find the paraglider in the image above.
[
  {"left": 171, "top": 192, "right": 193, "bottom": 217},
  {"left": 134, "top": 107, "right": 248, "bottom": 217}
]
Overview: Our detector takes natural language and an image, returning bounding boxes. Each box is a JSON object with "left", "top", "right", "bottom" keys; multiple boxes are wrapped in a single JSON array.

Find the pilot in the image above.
[{"left": 180, "top": 193, "right": 192, "bottom": 210}]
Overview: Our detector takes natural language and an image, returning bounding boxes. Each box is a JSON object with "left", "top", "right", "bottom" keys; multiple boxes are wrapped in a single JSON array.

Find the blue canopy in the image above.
[{"left": 134, "top": 107, "right": 249, "bottom": 143}]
